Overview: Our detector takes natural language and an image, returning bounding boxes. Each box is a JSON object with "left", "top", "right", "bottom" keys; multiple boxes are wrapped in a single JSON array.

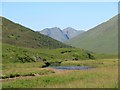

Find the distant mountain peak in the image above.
[
  {"left": 63, "top": 27, "right": 85, "bottom": 39},
  {"left": 40, "top": 27, "right": 67, "bottom": 42},
  {"left": 51, "top": 27, "right": 61, "bottom": 29},
  {"left": 40, "top": 27, "right": 85, "bottom": 42}
]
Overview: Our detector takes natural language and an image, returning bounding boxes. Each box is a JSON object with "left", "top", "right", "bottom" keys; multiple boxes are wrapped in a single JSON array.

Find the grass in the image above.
[
  {"left": 3, "top": 44, "right": 117, "bottom": 64},
  {"left": 65, "top": 15, "right": 118, "bottom": 54},
  {"left": 2, "top": 44, "right": 96, "bottom": 64},
  {"left": 2, "top": 62, "right": 55, "bottom": 79},
  {"left": 60, "top": 59, "right": 118, "bottom": 67},
  {"left": 2, "top": 66, "right": 118, "bottom": 88},
  {"left": 49, "top": 66, "right": 118, "bottom": 88},
  {"left": 2, "top": 16, "right": 71, "bottom": 49},
  {"left": 2, "top": 59, "right": 118, "bottom": 88},
  {"left": 1, "top": 15, "right": 119, "bottom": 88},
  {"left": 2, "top": 44, "right": 118, "bottom": 88},
  {"left": 1, "top": 69, "right": 55, "bottom": 79}
]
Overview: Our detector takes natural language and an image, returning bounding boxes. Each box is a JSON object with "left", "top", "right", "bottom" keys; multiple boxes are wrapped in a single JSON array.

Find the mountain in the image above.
[
  {"left": 1, "top": 17, "right": 71, "bottom": 49},
  {"left": 40, "top": 27, "right": 69, "bottom": 42},
  {"left": 40, "top": 27, "right": 84, "bottom": 42},
  {"left": 63, "top": 27, "right": 84, "bottom": 39},
  {"left": 65, "top": 15, "right": 118, "bottom": 54}
]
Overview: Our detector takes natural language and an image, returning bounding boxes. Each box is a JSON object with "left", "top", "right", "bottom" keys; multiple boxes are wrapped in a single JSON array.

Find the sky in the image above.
[{"left": 1, "top": 2, "right": 118, "bottom": 31}]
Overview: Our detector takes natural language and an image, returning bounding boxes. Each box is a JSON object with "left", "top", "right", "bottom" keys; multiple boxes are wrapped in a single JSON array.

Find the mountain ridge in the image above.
[
  {"left": 1, "top": 16, "right": 71, "bottom": 49},
  {"left": 65, "top": 15, "right": 118, "bottom": 54},
  {"left": 40, "top": 27, "right": 84, "bottom": 42}
]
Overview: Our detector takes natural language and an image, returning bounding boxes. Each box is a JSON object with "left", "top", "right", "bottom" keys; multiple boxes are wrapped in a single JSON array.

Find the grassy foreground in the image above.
[
  {"left": 2, "top": 62, "right": 54, "bottom": 79},
  {"left": 2, "top": 59, "right": 118, "bottom": 88}
]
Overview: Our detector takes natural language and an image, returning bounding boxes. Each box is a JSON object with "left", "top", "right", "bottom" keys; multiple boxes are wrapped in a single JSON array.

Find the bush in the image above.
[
  {"left": 87, "top": 53, "right": 95, "bottom": 59},
  {"left": 10, "top": 74, "right": 15, "bottom": 78},
  {"left": 17, "top": 54, "right": 36, "bottom": 63}
]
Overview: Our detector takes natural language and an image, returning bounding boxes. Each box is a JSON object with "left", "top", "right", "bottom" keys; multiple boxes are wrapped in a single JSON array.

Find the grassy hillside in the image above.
[
  {"left": 65, "top": 15, "right": 118, "bottom": 54},
  {"left": 1, "top": 17, "right": 71, "bottom": 49},
  {"left": 2, "top": 44, "right": 118, "bottom": 88},
  {"left": 2, "top": 44, "right": 97, "bottom": 64}
]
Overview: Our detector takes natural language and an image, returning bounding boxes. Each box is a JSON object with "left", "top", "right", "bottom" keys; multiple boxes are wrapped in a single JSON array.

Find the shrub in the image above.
[{"left": 17, "top": 54, "right": 36, "bottom": 63}]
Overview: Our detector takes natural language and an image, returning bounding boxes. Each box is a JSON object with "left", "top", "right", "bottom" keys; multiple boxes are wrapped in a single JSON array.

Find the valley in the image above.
[{"left": 1, "top": 14, "right": 118, "bottom": 88}]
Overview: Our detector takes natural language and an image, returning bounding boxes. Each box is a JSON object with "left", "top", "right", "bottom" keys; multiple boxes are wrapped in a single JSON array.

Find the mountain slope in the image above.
[
  {"left": 1, "top": 17, "right": 71, "bottom": 49},
  {"left": 63, "top": 27, "right": 84, "bottom": 39},
  {"left": 65, "top": 15, "right": 118, "bottom": 54},
  {"left": 40, "top": 27, "right": 84, "bottom": 42},
  {"left": 40, "top": 27, "right": 69, "bottom": 42}
]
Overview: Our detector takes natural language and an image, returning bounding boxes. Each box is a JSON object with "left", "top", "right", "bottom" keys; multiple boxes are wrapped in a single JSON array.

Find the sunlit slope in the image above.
[
  {"left": 65, "top": 15, "right": 118, "bottom": 54},
  {"left": 1, "top": 17, "right": 71, "bottom": 49}
]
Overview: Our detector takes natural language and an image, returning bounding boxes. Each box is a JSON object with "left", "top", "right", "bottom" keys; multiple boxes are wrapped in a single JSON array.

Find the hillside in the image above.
[
  {"left": 65, "top": 15, "right": 118, "bottom": 54},
  {"left": 40, "top": 27, "right": 83, "bottom": 42},
  {"left": 1, "top": 17, "right": 71, "bottom": 49},
  {"left": 2, "top": 44, "right": 96, "bottom": 64}
]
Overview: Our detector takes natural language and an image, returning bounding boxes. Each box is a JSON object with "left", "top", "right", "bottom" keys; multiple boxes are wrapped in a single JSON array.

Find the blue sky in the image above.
[{"left": 1, "top": 2, "right": 118, "bottom": 31}]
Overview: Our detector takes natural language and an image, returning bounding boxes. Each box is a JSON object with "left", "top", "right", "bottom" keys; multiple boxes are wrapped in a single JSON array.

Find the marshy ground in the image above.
[{"left": 2, "top": 59, "right": 118, "bottom": 88}]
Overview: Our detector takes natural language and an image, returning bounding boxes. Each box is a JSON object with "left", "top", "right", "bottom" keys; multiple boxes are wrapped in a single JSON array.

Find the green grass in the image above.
[
  {"left": 60, "top": 59, "right": 118, "bottom": 67},
  {"left": 2, "top": 16, "right": 71, "bottom": 49},
  {"left": 2, "top": 62, "right": 55, "bottom": 79},
  {"left": 1, "top": 14, "right": 119, "bottom": 89},
  {"left": 2, "top": 69, "right": 55, "bottom": 79},
  {"left": 2, "top": 44, "right": 97, "bottom": 64},
  {"left": 65, "top": 15, "right": 118, "bottom": 54},
  {"left": 2, "top": 42, "right": 118, "bottom": 88},
  {"left": 3, "top": 44, "right": 117, "bottom": 64},
  {"left": 2, "top": 59, "right": 118, "bottom": 88}
]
